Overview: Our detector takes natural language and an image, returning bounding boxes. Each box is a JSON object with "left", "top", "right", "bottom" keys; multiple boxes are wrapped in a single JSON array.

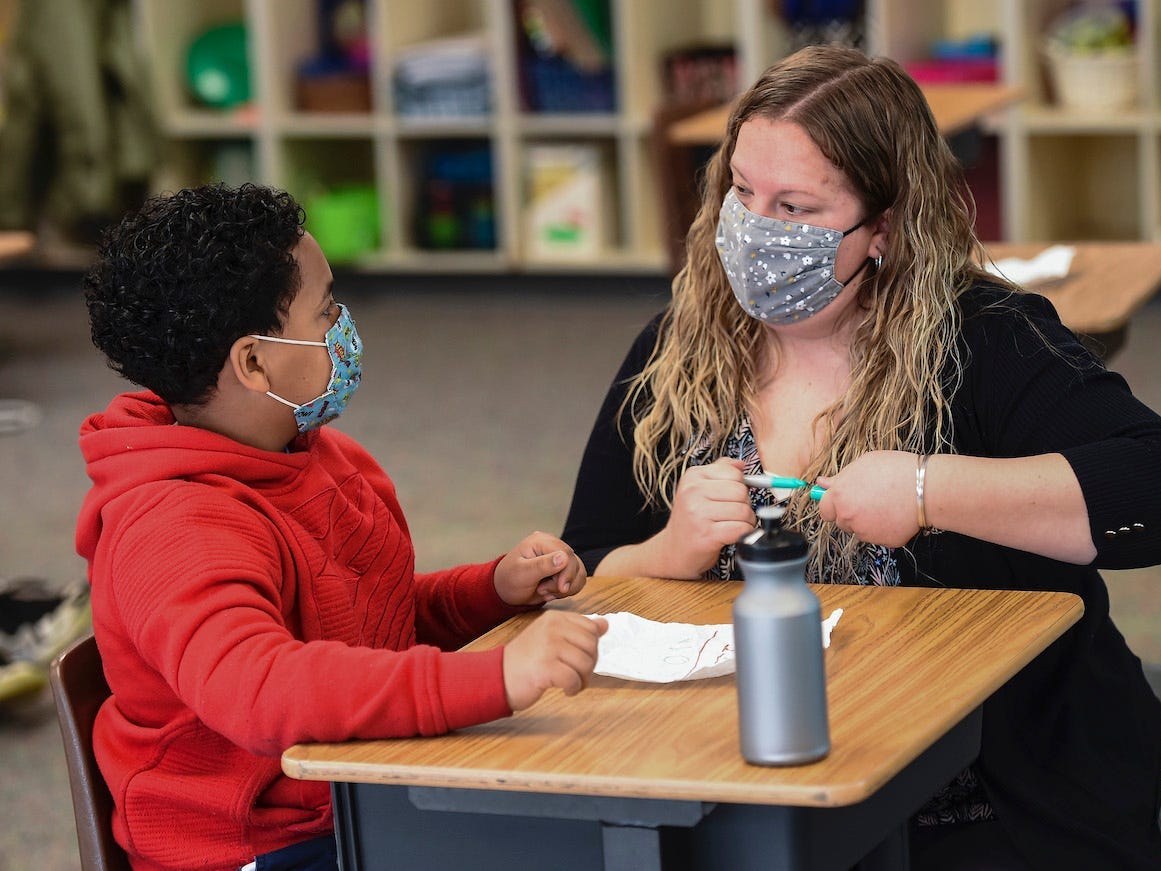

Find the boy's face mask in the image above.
[
  {"left": 715, "top": 188, "right": 866, "bottom": 325},
  {"left": 250, "top": 303, "right": 363, "bottom": 433}
]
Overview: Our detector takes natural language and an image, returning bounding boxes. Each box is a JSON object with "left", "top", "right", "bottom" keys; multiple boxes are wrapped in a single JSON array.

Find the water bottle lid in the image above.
[{"left": 736, "top": 504, "right": 808, "bottom": 561}]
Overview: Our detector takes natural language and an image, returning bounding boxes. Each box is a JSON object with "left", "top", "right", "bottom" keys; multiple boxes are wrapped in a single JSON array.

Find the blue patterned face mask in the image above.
[
  {"left": 251, "top": 303, "right": 363, "bottom": 432},
  {"left": 716, "top": 188, "right": 865, "bottom": 324}
]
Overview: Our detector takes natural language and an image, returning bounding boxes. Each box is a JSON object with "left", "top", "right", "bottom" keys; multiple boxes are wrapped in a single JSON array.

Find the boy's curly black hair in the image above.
[{"left": 84, "top": 183, "right": 306, "bottom": 405}]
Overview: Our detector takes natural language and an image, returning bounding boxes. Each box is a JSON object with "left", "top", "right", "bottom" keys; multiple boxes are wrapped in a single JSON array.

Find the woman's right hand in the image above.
[{"left": 652, "top": 457, "right": 756, "bottom": 577}]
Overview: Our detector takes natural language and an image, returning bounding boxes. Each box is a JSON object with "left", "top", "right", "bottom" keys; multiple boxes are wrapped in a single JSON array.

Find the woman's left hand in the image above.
[
  {"left": 815, "top": 450, "right": 921, "bottom": 547},
  {"left": 494, "top": 531, "right": 588, "bottom": 606}
]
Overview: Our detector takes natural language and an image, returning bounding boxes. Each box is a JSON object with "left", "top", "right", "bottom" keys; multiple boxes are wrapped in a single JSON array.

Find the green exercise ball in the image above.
[{"left": 186, "top": 23, "right": 250, "bottom": 109}]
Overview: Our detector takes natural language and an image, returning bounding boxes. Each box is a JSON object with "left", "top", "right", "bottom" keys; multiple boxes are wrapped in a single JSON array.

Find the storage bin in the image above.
[
  {"left": 296, "top": 72, "right": 372, "bottom": 113},
  {"left": 413, "top": 146, "right": 495, "bottom": 250},
  {"left": 523, "top": 55, "right": 615, "bottom": 113},
  {"left": 305, "top": 187, "right": 380, "bottom": 263},
  {"left": 394, "top": 76, "right": 490, "bottom": 117},
  {"left": 393, "top": 33, "right": 491, "bottom": 118},
  {"left": 1043, "top": 42, "right": 1138, "bottom": 112},
  {"left": 905, "top": 58, "right": 998, "bottom": 84},
  {"left": 523, "top": 143, "right": 611, "bottom": 260}
]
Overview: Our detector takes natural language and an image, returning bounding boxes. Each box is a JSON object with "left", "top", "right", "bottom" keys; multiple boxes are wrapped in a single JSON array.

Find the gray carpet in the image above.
[{"left": 2, "top": 272, "right": 1160, "bottom": 870}]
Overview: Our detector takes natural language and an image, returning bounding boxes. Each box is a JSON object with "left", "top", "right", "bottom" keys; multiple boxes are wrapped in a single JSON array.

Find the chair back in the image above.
[{"left": 49, "top": 634, "right": 132, "bottom": 871}]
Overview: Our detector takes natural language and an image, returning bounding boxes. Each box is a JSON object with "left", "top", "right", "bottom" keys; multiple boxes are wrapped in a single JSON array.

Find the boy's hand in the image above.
[
  {"left": 494, "top": 531, "right": 588, "bottom": 606},
  {"left": 503, "top": 612, "right": 609, "bottom": 711}
]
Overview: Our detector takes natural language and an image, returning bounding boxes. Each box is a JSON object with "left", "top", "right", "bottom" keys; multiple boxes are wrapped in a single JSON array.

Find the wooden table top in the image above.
[
  {"left": 0, "top": 231, "right": 34, "bottom": 262},
  {"left": 667, "top": 83, "right": 1025, "bottom": 145},
  {"left": 284, "top": 576, "right": 1082, "bottom": 809},
  {"left": 985, "top": 242, "right": 1161, "bottom": 335}
]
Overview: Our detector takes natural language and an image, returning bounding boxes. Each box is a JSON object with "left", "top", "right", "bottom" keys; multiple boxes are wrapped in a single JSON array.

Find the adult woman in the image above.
[{"left": 563, "top": 45, "right": 1161, "bottom": 870}]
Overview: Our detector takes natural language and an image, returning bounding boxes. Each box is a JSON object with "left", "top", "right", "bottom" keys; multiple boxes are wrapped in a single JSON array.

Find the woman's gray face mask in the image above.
[{"left": 715, "top": 188, "right": 865, "bottom": 324}]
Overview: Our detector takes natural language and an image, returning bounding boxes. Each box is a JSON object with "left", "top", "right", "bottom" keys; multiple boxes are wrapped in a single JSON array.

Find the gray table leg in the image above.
[
  {"left": 854, "top": 826, "right": 910, "bottom": 871},
  {"left": 603, "top": 823, "right": 663, "bottom": 871}
]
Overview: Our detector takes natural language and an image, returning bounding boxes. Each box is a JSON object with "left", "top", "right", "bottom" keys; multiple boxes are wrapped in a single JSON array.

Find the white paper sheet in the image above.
[
  {"left": 985, "top": 244, "right": 1075, "bottom": 286},
  {"left": 587, "top": 608, "right": 843, "bottom": 684}
]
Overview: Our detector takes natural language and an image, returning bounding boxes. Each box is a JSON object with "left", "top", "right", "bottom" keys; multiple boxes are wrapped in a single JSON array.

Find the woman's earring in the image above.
[{"left": 874, "top": 255, "right": 883, "bottom": 270}]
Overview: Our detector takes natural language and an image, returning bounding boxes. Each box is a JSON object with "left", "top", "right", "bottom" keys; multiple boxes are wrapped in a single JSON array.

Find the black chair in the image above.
[{"left": 49, "top": 634, "right": 132, "bottom": 871}]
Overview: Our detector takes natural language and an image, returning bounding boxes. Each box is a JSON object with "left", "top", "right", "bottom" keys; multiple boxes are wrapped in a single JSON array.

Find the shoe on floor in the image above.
[
  {"left": 0, "top": 399, "right": 42, "bottom": 435},
  {"left": 0, "top": 576, "right": 68, "bottom": 633},
  {"left": 0, "top": 578, "right": 91, "bottom": 666},
  {"left": 0, "top": 654, "right": 48, "bottom": 705}
]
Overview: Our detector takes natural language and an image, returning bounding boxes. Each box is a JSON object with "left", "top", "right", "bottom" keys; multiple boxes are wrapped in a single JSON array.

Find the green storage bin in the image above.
[{"left": 305, "top": 187, "right": 381, "bottom": 264}]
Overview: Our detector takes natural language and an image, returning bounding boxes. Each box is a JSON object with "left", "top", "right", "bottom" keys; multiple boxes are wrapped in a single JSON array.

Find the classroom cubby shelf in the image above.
[{"left": 135, "top": 0, "right": 1161, "bottom": 274}]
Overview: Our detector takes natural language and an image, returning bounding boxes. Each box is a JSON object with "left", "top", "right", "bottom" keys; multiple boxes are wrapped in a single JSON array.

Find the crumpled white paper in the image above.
[
  {"left": 587, "top": 609, "right": 843, "bottom": 683},
  {"left": 985, "top": 244, "right": 1075, "bottom": 286}
]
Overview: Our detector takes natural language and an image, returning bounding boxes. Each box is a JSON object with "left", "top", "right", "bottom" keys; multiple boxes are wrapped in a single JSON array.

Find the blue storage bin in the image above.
[{"left": 524, "top": 55, "right": 615, "bottom": 113}]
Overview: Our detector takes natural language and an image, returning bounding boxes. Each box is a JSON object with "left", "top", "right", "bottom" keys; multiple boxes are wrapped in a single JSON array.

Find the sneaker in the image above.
[
  {"left": 0, "top": 577, "right": 67, "bottom": 633},
  {"left": 0, "top": 399, "right": 42, "bottom": 435},
  {"left": 0, "top": 653, "right": 48, "bottom": 705},
  {"left": 0, "top": 578, "right": 91, "bottom": 666}
]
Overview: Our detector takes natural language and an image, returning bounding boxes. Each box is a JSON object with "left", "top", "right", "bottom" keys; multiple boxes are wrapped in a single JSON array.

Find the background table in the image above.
[
  {"left": 986, "top": 242, "right": 1161, "bottom": 359},
  {"left": 666, "top": 84, "right": 1024, "bottom": 147},
  {"left": 284, "top": 577, "right": 1081, "bottom": 871},
  {"left": 0, "top": 230, "right": 34, "bottom": 262}
]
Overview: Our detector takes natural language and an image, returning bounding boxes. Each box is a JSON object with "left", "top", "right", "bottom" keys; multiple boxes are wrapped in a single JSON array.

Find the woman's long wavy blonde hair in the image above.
[{"left": 628, "top": 45, "right": 1010, "bottom": 580}]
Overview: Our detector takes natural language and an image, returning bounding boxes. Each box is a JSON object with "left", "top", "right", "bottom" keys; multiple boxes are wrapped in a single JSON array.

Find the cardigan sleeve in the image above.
[
  {"left": 955, "top": 287, "right": 1161, "bottom": 569},
  {"left": 562, "top": 312, "right": 669, "bottom": 573}
]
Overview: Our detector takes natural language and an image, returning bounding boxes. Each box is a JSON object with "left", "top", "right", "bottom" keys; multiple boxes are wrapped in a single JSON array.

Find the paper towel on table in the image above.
[
  {"left": 586, "top": 608, "right": 843, "bottom": 683},
  {"left": 985, "top": 244, "right": 1075, "bottom": 286}
]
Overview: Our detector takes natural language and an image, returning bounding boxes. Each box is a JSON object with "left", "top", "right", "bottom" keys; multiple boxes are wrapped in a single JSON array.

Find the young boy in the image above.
[{"left": 76, "top": 183, "right": 607, "bottom": 871}]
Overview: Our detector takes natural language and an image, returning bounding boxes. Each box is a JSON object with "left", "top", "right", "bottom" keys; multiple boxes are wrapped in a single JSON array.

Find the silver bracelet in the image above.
[{"left": 916, "top": 453, "right": 930, "bottom": 531}]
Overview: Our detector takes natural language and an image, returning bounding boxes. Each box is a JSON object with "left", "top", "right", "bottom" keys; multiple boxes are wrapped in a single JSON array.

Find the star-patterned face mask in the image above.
[
  {"left": 716, "top": 188, "right": 866, "bottom": 325},
  {"left": 251, "top": 303, "right": 363, "bottom": 433}
]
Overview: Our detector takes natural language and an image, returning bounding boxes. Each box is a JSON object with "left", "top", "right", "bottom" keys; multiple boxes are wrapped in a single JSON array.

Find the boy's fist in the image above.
[
  {"left": 494, "top": 531, "right": 588, "bottom": 606},
  {"left": 502, "top": 611, "right": 608, "bottom": 711}
]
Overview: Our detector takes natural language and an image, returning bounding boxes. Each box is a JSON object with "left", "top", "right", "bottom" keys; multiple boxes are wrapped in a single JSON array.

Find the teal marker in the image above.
[{"left": 742, "top": 473, "right": 826, "bottom": 501}]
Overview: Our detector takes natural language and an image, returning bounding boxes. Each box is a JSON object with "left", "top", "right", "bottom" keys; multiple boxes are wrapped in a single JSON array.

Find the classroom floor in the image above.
[{"left": 2, "top": 271, "right": 1160, "bottom": 870}]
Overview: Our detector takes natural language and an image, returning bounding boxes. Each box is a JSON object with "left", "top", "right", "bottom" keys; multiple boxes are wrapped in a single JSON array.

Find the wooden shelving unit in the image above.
[
  {"left": 870, "top": 0, "right": 1161, "bottom": 243},
  {"left": 133, "top": 0, "right": 1161, "bottom": 275},
  {"left": 137, "top": 0, "right": 708, "bottom": 273}
]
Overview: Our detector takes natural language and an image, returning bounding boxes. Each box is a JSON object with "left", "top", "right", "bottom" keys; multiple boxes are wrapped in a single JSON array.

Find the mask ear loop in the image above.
[{"left": 249, "top": 334, "right": 326, "bottom": 347}]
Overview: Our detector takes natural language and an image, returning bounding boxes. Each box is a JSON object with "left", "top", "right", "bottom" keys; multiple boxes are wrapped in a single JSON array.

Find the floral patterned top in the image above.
[
  {"left": 685, "top": 414, "right": 901, "bottom": 586},
  {"left": 685, "top": 413, "right": 993, "bottom": 826}
]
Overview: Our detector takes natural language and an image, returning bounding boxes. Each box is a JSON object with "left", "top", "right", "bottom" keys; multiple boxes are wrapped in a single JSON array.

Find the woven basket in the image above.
[{"left": 1043, "top": 42, "right": 1138, "bottom": 112}]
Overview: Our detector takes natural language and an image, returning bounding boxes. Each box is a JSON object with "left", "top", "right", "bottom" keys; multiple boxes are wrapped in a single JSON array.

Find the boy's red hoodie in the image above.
[{"left": 76, "top": 391, "right": 517, "bottom": 871}]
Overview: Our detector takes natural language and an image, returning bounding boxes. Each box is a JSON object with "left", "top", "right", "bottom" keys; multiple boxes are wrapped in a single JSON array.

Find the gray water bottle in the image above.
[{"left": 733, "top": 504, "right": 830, "bottom": 765}]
